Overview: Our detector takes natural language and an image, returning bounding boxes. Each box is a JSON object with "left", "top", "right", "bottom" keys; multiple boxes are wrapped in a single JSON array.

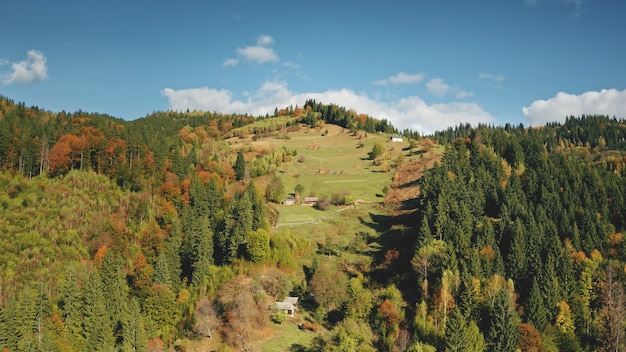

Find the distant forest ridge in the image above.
[{"left": 1, "top": 94, "right": 625, "bottom": 181}]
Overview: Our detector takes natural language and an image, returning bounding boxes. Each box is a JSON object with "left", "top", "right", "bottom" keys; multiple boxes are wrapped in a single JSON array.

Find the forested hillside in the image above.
[{"left": 1, "top": 95, "right": 625, "bottom": 352}]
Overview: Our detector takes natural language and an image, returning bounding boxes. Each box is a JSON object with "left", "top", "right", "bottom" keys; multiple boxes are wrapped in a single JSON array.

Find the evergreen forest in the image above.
[{"left": 1, "top": 95, "right": 626, "bottom": 351}]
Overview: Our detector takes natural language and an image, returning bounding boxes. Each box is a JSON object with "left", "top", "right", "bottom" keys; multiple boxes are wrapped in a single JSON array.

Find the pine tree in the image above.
[
  {"left": 487, "top": 288, "right": 520, "bottom": 352},
  {"left": 526, "top": 277, "right": 547, "bottom": 331},
  {"left": 83, "top": 270, "right": 115, "bottom": 351},
  {"left": 217, "top": 191, "right": 252, "bottom": 264},
  {"left": 154, "top": 222, "right": 182, "bottom": 292},
  {"left": 1, "top": 295, "right": 19, "bottom": 351},
  {"left": 245, "top": 181, "right": 269, "bottom": 231},
  {"left": 121, "top": 297, "right": 148, "bottom": 352},
  {"left": 234, "top": 149, "right": 246, "bottom": 181},
  {"left": 246, "top": 229, "right": 270, "bottom": 263},
  {"left": 60, "top": 271, "right": 86, "bottom": 349},
  {"left": 444, "top": 307, "right": 467, "bottom": 352},
  {"left": 100, "top": 251, "right": 129, "bottom": 346},
  {"left": 506, "top": 218, "right": 528, "bottom": 286}
]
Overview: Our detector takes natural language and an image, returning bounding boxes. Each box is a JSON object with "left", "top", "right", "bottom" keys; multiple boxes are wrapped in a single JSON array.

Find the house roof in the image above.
[
  {"left": 272, "top": 302, "right": 296, "bottom": 311},
  {"left": 303, "top": 197, "right": 318, "bottom": 202},
  {"left": 284, "top": 296, "right": 299, "bottom": 305}
]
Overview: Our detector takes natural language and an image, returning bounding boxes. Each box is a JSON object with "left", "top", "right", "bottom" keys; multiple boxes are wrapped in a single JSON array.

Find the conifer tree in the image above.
[
  {"left": 60, "top": 271, "right": 85, "bottom": 349},
  {"left": 245, "top": 181, "right": 269, "bottom": 231},
  {"left": 526, "top": 277, "right": 547, "bottom": 331},
  {"left": 246, "top": 229, "right": 270, "bottom": 263},
  {"left": 122, "top": 297, "right": 148, "bottom": 352},
  {"left": 83, "top": 270, "right": 115, "bottom": 351},
  {"left": 443, "top": 307, "right": 467, "bottom": 352},
  {"left": 487, "top": 288, "right": 520, "bottom": 352},
  {"left": 100, "top": 251, "right": 129, "bottom": 344},
  {"left": 234, "top": 149, "right": 246, "bottom": 181},
  {"left": 217, "top": 190, "right": 253, "bottom": 264}
]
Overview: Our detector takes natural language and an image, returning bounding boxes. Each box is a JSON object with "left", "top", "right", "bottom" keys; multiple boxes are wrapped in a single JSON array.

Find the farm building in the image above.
[
  {"left": 303, "top": 197, "right": 319, "bottom": 206},
  {"left": 271, "top": 297, "right": 299, "bottom": 316},
  {"left": 283, "top": 195, "right": 296, "bottom": 205},
  {"left": 390, "top": 135, "right": 403, "bottom": 142}
]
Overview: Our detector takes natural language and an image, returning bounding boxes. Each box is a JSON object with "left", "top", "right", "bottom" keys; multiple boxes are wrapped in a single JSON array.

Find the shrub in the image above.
[{"left": 271, "top": 310, "right": 288, "bottom": 324}]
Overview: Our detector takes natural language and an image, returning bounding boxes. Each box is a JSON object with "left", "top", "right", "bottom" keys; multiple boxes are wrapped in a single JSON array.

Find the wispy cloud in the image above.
[
  {"left": 281, "top": 61, "right": 300, "bottom": 69},
  {"left": 222, "top": 58, "right": 239, "bottom": 67},
  {"left": 161, "top": 81, "right": 493, "bottom": 134},
  {"left": 1, "top": 49, "right": 48, "bottom": 85},
  {"left": 479, "top": 72, "right": 505, "bottom": 82},
  {"left": 522, "top": 89, "right": 626, "bottom": 126},
  {"left": 375, "top": 72, "right": 424, "bottom": 85},
  {"left": 0, "top": 59, "right": 9, "bottom": 66},
  {"left": 524, "top": 0, "right": 585, "bottom": 16},
  {"left": 426, "top": 78, "right": 449, "bottom": 97},
  {"left": 256, "top": 35, "right": 274, "bottom": 46},
  {"left": 425, "top": 78, "right": 473, "bottom": 99},
  {"left": 225, "top": 34, "right": 279, "bottom": 66}
]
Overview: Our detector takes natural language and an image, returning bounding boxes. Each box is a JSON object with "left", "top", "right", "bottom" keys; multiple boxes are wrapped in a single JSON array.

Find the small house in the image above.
[
  {"left": 271, "top": 296, "right": 299, "bottom": 316},
  {"left": 391, "top": 135, "right": 403, "bottom": 143},
  {"left": 283, "top": 195, "right": 296, "bottom": 205},
  {"left": 303, "top": 197, "right": 319, "bottom": 206}
]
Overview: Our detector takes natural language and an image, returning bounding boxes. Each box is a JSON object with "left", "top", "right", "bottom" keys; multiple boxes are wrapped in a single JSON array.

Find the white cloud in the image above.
[
  {"left": 237, "top": 46, "right": 278, "bottom": 64},
  {"left": 222, "top": 58, "right": 239, "bottom": 67},
  {"left": 479, "top": 72, "right": 505, "bottom": 82},
  {"left": 1, "top": 49, "right": 48, "bottom": 84},
  {"left": 455, "top": 89, "right": 474, "bottom": 99},
  {"left": 426, "top": 78, "right": 449, "bottom": 97},
  {"left": 375, "top": 72, "right": 424, "bottom": 85},
  {"left": 282, "top": 61, "right": 300, "bottom": 69},
  {"left": 522, "top": 89, "right": 626, "bottom": 126},
  {"left": 235, "top": 35, "right": 279, "bottom": 64},
  {"left": 161, "top": 81, "right": 494, "bottom": 134},
  {"left": 256, "top": 35, "right": 274, "bottom": 46},
  {"left": 0, "top": 59, "right": 9, "bottom": 66}
]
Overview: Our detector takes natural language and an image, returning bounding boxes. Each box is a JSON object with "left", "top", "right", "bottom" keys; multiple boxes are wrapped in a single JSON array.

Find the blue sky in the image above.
[{"left": 1, "top": 0, "right": 625, "bottom": 133}]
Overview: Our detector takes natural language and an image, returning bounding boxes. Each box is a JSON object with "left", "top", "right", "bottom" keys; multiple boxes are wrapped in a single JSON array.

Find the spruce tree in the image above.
[
  {"left": 444, "top": 307, "right": 467, "bottom": 352},
  {"left": 245, "top": 181, "right": 269, "bottom": 231},
  {"left": 61, "top": 272, "right": 86, "bottom": 350},
  {"left": 100, "top": 251, "right": 129, "bottom": 345},
  {"left": 526, "top": 277, "right": 547, "bottom": 331},
  {"left": 234, "top": 149, "right": 245, "bottom": 181},
  {"left": 487, "top": 288, "right": 520, "bottom": 352},
  {"left": 83, "top": 270, "right": 115, "bottom": 351},
  {"left": 122, "top": 298, "right": 148, "bottom": 352}
]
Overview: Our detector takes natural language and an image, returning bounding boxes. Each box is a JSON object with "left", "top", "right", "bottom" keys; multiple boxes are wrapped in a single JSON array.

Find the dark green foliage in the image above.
[
  {"left": 265, "top": 175, "right": 285, "bottom": 203},
  {"left": 83, "top": 270, "right": 115, "bottom": 351},
  {"left": 234, "top": 149, "right": 246, "bottom": 181},
  {"left": 368, "top": 143, "right": 384, "bottom": 160},
  {"left": 443, "top": 307, "right": 485, "bottom": 352},
  {"left": 526, "top": 277, "right": 548, "bottom": 331},
  {"left": 487, "top": 289, "right": 520, "bottom": 352},
  {"left": 60, "top": 271, "right": 85, "bottom": 348},
  {"left": 216, "top": 190, "right": 253, "bottom": 264},
  {"left": 246, "top": 181, "right": 270, "bottom": 231},
  {"left": 122, "top": 297, "right": 148, "bottom": 352}
]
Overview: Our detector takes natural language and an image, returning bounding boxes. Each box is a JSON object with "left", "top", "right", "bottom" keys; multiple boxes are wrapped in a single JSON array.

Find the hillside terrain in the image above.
[{"left": 1, "top": 96, "right": 626, "bottom": 352}]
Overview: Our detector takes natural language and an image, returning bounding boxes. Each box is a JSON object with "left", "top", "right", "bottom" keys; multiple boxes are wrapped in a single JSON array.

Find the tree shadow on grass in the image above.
[{"left": 360, "top": 202, "right": 424, "bottom": 322}]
